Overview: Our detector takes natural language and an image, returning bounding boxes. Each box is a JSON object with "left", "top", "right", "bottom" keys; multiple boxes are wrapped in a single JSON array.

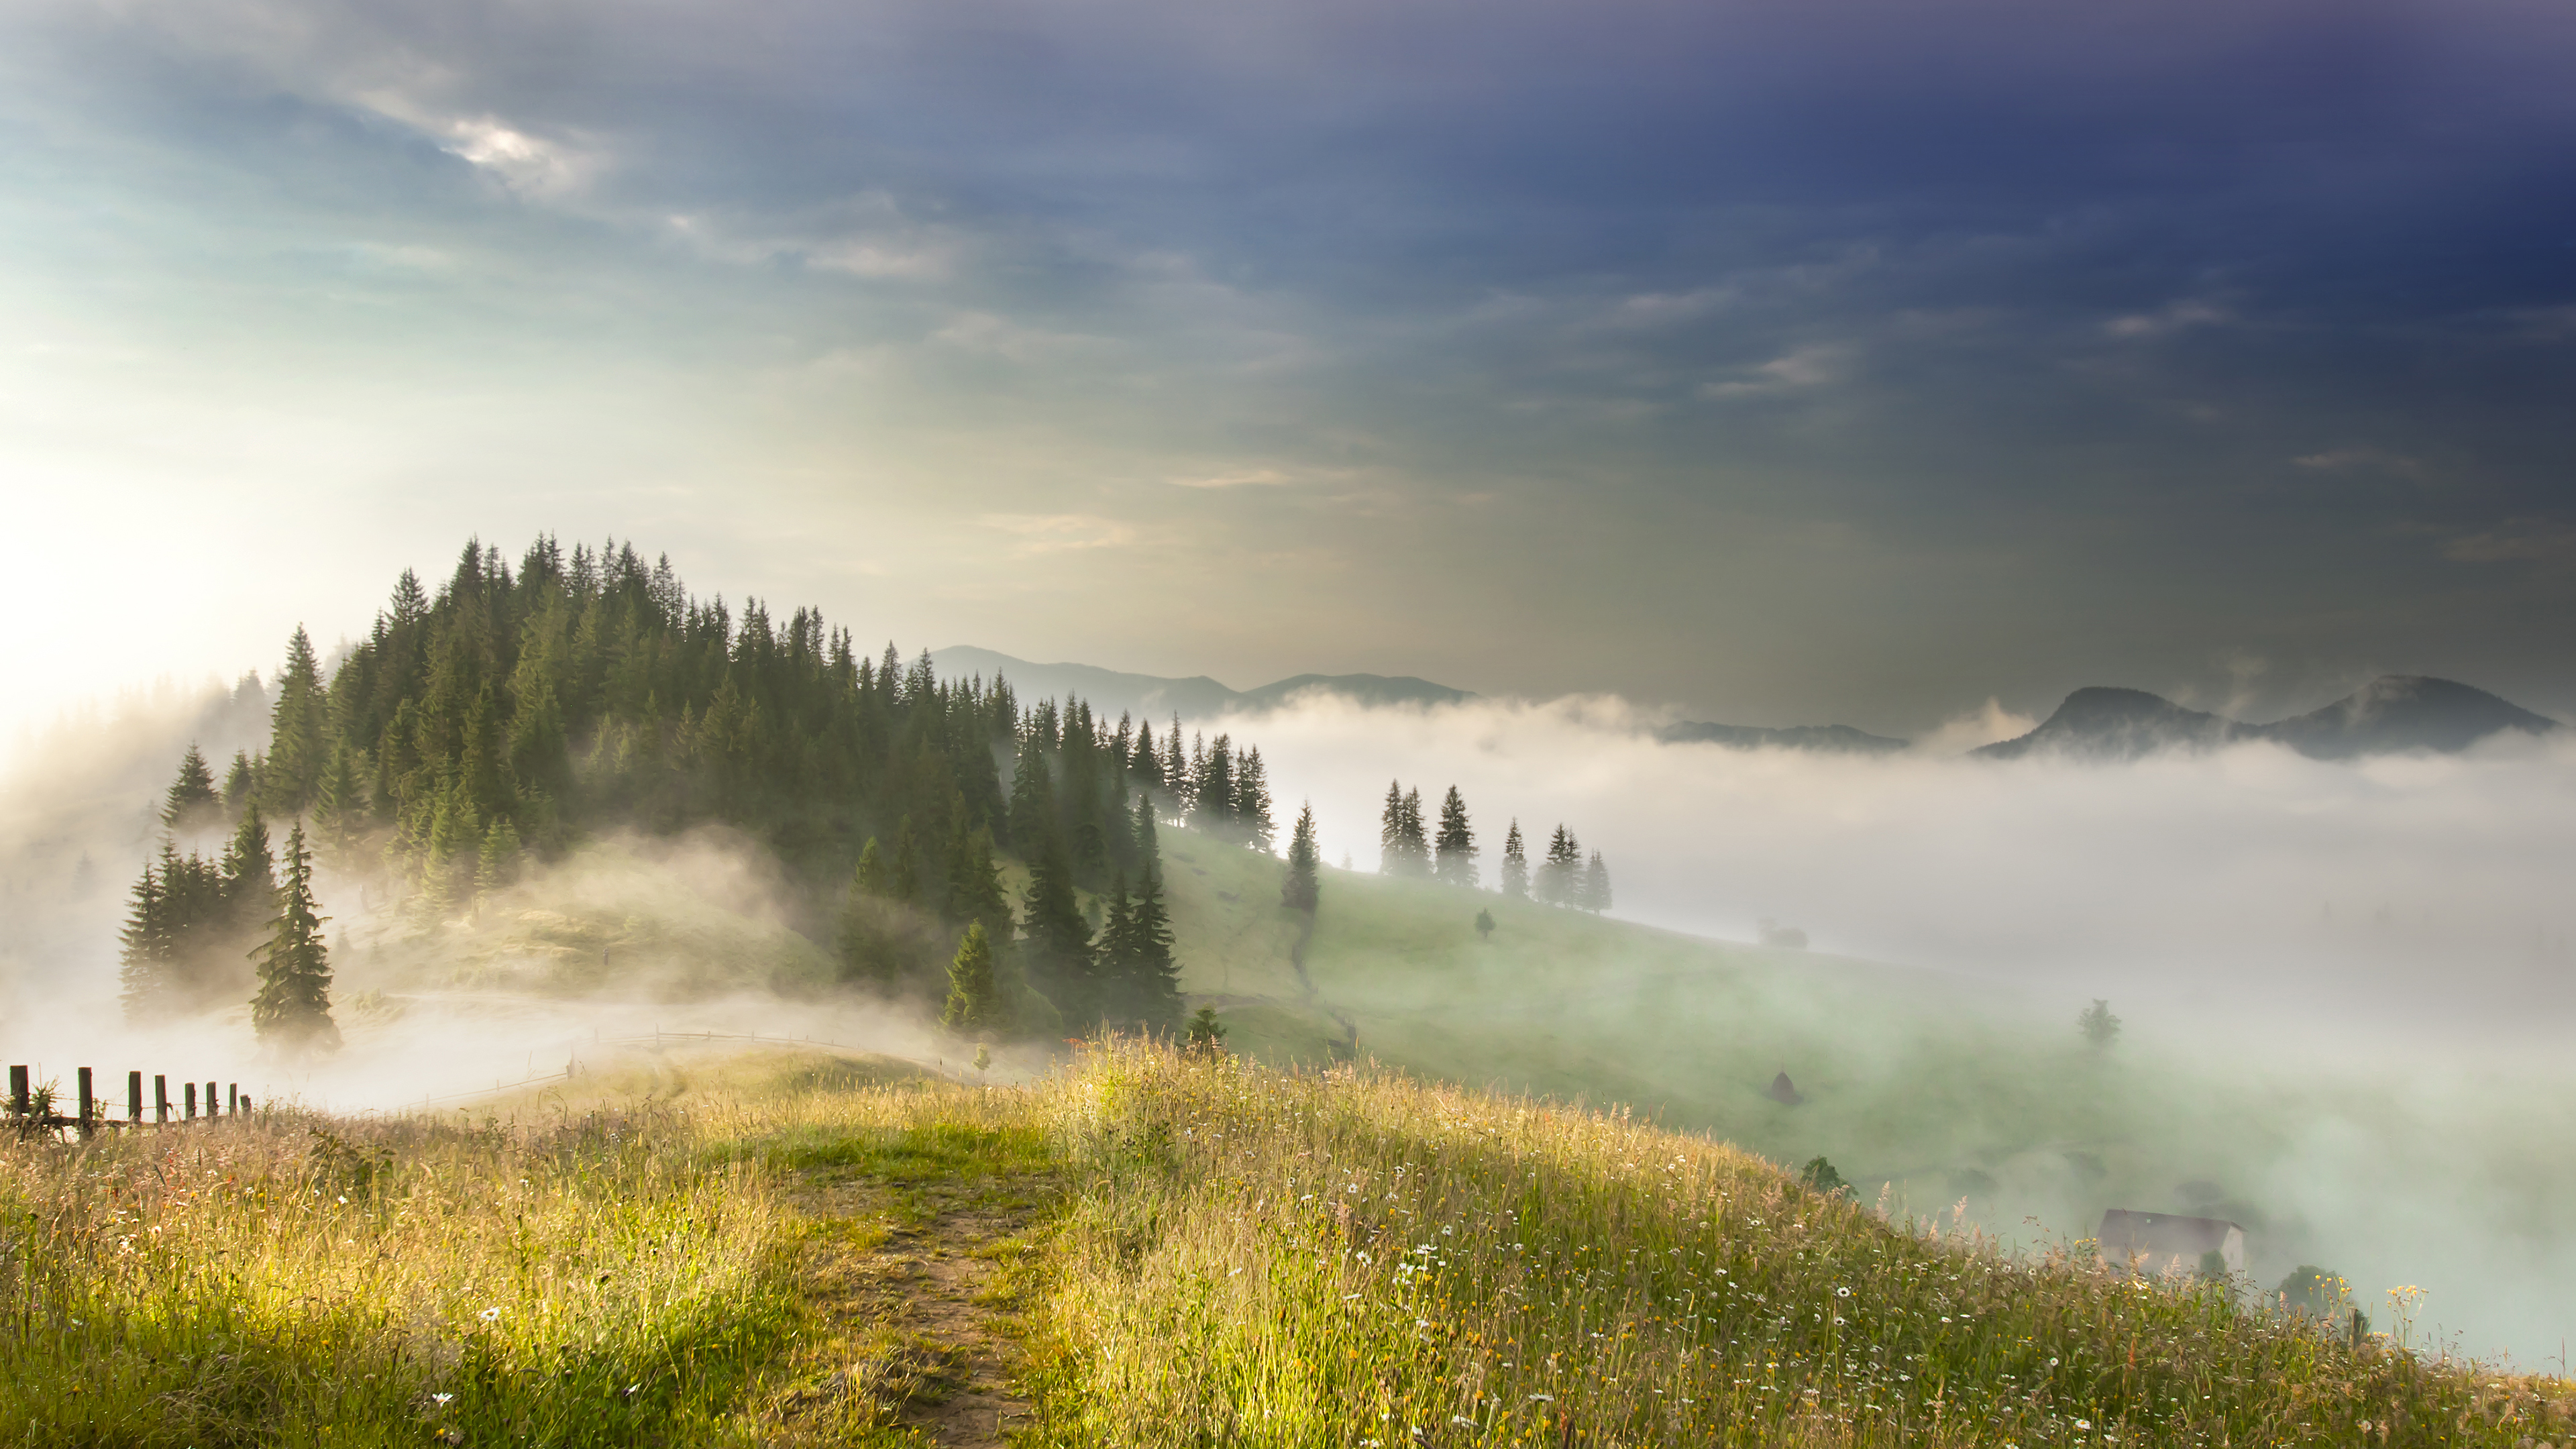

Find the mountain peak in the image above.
[{"left": 1977, "top": 676, "right": 2557, "bottom": 761}]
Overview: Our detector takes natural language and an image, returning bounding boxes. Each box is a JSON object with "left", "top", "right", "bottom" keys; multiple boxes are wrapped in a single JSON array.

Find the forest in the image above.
[{"left": 112, "top": 536, "right": 1609, "bottom": 1051}]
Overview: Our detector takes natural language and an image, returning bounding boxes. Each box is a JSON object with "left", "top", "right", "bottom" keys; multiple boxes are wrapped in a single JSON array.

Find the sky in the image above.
[{"left": 3, "top": 0, "right": 2574, "bottom": 743}]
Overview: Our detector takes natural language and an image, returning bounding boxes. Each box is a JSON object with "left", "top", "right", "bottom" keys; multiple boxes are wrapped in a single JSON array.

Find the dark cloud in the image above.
[{"left": 2, "top": 0, "right": 2571, "bottom": 729}]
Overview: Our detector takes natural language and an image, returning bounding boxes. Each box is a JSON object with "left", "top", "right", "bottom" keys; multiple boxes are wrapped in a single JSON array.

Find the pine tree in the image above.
[
  {"left": 888, "top": 816, "right": 925, "bottom": 906},
  {"left": 1538, "top": 824, "right": 1581, "bottom": 906},
  {"left": 1379, "top": 782, "right": 1406, "bottom": 873},
  {"left": 1281, "top": 802, "right": 1320, "bottom": 912},
  {"left": 117, "top": 861, "right": 172, "bottom": 1020},
  {"left": 309, "top": 739, "right": 368, "bottom": 856},
  {"left": 260, "top": 626, "right": 327, "bottom": 818},
  {"left": 1232, "top": 746, "right": 1274, "bottom": 851},
  {"left": 946, "top": 826, "right": 1012, "bottom": 941},
  {"left": 1020, "top": 828, "right": 1095, "bottom": 1029},
  {"left": 1162, "top": 718, "right": 1186, "bottom": 796},
  {"left": 476, "top": 817, "right": 523, "bottom": 893},
  {"left": 941, "top": 921, "right": 1002, "bottom": 1032},
  {"left": 160, "top": 745, "right": 223, "bottom": 835},
  {"left": 1581, "top": 851, "right": 1611, "bottom": 914},
  {"left": 1433, "top": 786, "right": 1477, "bottom": 888},
  {"left": 1125, "top": 862, "right": 1181, "bottom": 1032},
  {"left": 251, "top": 823, "right": 341, "bottom": 1056},
  {"left": 1094, "top": 871, "right": 1139, "bottom": 1026},
  {"left": 1499, "top": 820, "right": 1529, "bottom": 900},
  {"left": 1191, "top": 734, "right": 1236, "bottom": 835},
  {"left": 222, "top": 751, "right": 260, "bottom": 819}
]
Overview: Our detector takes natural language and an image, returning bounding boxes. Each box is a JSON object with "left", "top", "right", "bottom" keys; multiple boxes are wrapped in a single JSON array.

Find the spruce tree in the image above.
[
  {"left": 1394, "top": 788, "right": 1429, "bottom": 875},
  {"left": 1499, "top": 819, "right": 1529, "bottom": 900},
  {"left": 1232, "top": 745, "right": 1274, "bottom": 851},
  {"left": 251, "top": 823, "right": 341, "bottom": 1056},
  {"left": 309, "top": 739, "right": 368, "bottom": 855},
  {"left": 160, "top": 745, "right": 223, "bottom": 835},
  {"left": 117, "top": 861, "right": 172, "bottom": 1021},
  {"left": 1125, "top": 862, "right": 1181, "bottom": 1032},
  {"left": 1191, "top": 734, "right": 1236, "bottom": 835},
  {"left": 946, "top": 826, "right": 1012, "bottom": 941},
  {"left": 888, "top": 816, "right": 925, "bottom": 906},
  {"left": 1379, "top": 782, "right": 1406, "bottom": 873},
  {"left": 476, "top": 817, "right": 523, "bottom": 893},
  {"left": 1582, "top": 851, "right": 1612, "bottom": 914},
  {"left": 942, "top": 921, "right": 1002, "bottom": 1032},
  {"left": 1433, "top": 786, "right": 1477, "bottom": 888},
  {"left": 1020, "top": 827, "right": 1095, "bottom": 1028},
  {"left": 260, "top": 626, "right": 327, "bottom": 818},
  {"left": 1094, "top": 871, "right": 1139, "bottom": 1026},
  {"left": 1162, "top": 718, "right": 1186, "bottom": 795},
  {"left": 1282, "top": 802, "right": 1320, "bottom": 912},
  {"left": 1538, "top": 824, "right": 1581, "bottom": 906},
  {"left": 222, "top": 750, "right": 260, "bottom": 818}
]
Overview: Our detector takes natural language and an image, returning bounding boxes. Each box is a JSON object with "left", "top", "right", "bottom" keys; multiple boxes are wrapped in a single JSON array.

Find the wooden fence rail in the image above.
[{"left": 6, "top": 1063, "right": 252, "bottom": 1138}]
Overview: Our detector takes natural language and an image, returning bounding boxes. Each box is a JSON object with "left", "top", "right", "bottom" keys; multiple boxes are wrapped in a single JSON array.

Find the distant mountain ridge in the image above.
[
  {"left": 928, "top": 647, "right": 1473, "bottom": 723},
  {"left": 1976, "top": 675, "right": 2559, "bottom": 761},
  {"left": 1658, "top": 720, "right": 1911, "bottom": 754}
]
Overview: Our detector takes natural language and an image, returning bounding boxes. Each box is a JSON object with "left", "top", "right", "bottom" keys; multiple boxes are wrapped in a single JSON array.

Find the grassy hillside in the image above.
[
  {"left": 1146, "top": 835, "right": 2576, "bottom": 1332},
  {"left": 5, "top": 1040, "right": 2560, "bottom": 1446},
  {"left": 319, "top": 826, "right": 2576, "bottom": 1341}
]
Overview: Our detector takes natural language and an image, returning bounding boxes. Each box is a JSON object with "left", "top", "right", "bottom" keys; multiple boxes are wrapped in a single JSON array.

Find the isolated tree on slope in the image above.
[
  {"left": 1232, "top": 746, "right": 1274, "bottom": 851},
  {"left": 1282, "top": 802, "right": 1321, "bottom": 912},
  {"left": 2080, "top": 999, "right": 2122, "bottom": 1050},
  {"left": 1537, "top": 824, "right": 1580, "bottom": 906},
  {"left": 251, "top": 823, "right": 341, "bottom": 1057},
  {"left": 1433, "top": 786, "right": 1477, "bottom": 888},
  {"left": 943, "top": 922, "right": 1002, "bottom": 1032},
  {"left": 1580, "top": 851, "right": 1612, "bottom": 914},
  {"left": 1499, "top": 820, "right": 1529, "bottom": 900},
  {"left": 1380, "top": 782, "right": 1429, "bottom": 875}
]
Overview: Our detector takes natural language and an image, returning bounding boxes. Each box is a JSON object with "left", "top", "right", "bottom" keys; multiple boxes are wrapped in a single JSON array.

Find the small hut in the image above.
[
  {"left": 2096, "top": 1210, "right": 2245, "bottom": 1277},
  {"left": 1767, "top": 1071, "right": 1803, "bottom": 1106}
]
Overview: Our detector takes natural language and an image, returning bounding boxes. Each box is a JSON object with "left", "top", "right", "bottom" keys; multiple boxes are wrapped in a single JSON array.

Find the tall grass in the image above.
[
  {"left": 9, "top": 1042, "right": 2569, "bottom": 1446},
  {"left": 0, "top": 1099, "right": 793, "bottom": 1446},
  {"left": 1022, "top": 1042, "right": 2575, "bottom": 1447}
]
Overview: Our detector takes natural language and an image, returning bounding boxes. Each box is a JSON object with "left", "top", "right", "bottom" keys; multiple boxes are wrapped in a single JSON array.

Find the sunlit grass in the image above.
[
  {"left": 1020, "top": 1041, "right": 2576, "bottom": 1447},
  {"left": 7, "top": 1039, "right": 2568, "bottom": 1446}
]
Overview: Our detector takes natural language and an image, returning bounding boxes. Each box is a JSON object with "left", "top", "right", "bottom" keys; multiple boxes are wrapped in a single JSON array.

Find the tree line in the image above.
[
  {"left": 115, "top": 535, "right": 1299, "bottom": 1046},
  {"left": 1375, "top": 782, "right": 1611, "bottom": 912}
]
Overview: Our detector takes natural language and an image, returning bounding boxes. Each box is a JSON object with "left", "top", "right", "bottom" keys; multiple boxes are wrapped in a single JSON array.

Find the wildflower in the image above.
[
  {"left": 2076, "top": 1420, "right": 2093, "bottom": 1432},
  {"left": 480, "top": 1307, "right": 502, "bottom": 1321},
  {"left": 431, "top": 1393, "right": 454, "bottom": 1405},
  {"left": 1837, "top": 1287, "right": 1852, "bottom": 1297}
]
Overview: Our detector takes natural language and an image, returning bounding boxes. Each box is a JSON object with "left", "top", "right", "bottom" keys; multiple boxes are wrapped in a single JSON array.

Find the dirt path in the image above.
[{"left": 763, "top": 1159, "right": 1052, "bottom": 1447}]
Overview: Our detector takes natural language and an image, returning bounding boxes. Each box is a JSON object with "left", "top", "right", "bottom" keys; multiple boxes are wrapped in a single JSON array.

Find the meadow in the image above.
[{"left": 5, "top": 1038, "right": 2565, "bottom": 1446}]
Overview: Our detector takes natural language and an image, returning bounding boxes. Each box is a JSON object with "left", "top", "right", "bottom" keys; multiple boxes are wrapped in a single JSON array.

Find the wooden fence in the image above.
[{"left": 6, "top": 1064, "right": 250, "bottom": 1138}]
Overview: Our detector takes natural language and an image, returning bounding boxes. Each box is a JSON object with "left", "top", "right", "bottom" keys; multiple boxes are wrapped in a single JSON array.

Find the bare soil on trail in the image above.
[{"left": 762, "top": 1169, "right": 1052, "bottom": 1448}]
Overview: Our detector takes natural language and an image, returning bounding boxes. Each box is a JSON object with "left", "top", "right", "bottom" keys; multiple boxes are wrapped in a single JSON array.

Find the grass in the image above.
[{"left": 12, "top": 1038, "right": 2561, "bottom": 1446}]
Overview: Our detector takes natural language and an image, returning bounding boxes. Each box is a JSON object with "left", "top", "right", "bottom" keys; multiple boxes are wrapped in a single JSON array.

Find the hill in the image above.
[
  {"left": 1978, "top": 675, "right": 2559, "bottom": 760},
  {"left": 10, "top": 1038, "right": 2561, "bottom": 1444},
  {"left": 1659, "top": 719, "right": 1912, "bottom": 753},
  {"left": 928, "top": 645, "right": 1472, "bottom": 721}
]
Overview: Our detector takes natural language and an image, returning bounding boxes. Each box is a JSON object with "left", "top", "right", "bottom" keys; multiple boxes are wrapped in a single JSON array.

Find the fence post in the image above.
[
  {"left": 128, "top": 1071, "right": 143, "bottom": 1124},
  {"left": 76, "top": 1068, "right": 93, "bottom": 1138},
  {"left": 184, "top": 1082, "right": 197, "bottom": 1121},
  {"left": 7, "top": 1065, "right": 23, "bottom": 1120},
  {"left": 227, "top": 1083, "right": 238, "bottom": 1114},
  {"left": 155, "top": 1075, "right": 168, "bottom": 1124},
  {"left": 206, "top": 1081, "right": 217, "bottom": 1120}
]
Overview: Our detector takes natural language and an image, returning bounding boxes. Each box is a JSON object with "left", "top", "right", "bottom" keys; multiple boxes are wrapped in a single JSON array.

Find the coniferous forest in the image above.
[{"left": 113, "top": 536, "right": 1607, "bottom": 1051}]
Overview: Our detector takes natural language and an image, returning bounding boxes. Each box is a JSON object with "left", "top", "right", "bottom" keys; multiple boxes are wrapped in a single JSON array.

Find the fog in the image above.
[
  {"left": 1222, "top": 691, "right": 2576, "bottom": 1042},
  {"left": 8, "top": 676, "right": 2576, "bottom": 1364},
  {"left": 1210, "top": 690, "right": 2576, "bottom": 1364}
]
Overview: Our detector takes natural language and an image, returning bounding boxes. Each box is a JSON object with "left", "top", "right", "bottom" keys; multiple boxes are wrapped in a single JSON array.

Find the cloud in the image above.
[
  {"left": 2441, "top": 520, "right": 2576, "bottom": 563},
  {"left": 1915, "top": 698, "right": 2039, "bottom": 755},
  {"left": 979, "top": 513, "right": 1142, "bottom": 555},
  {"left": 2103, "top": 299, "right": 2229, "bottom": 339},
  {"left": 2292, "top": 446, "right": 2429, "bottom": 480},
  {"left": 1701, "top": 343, "right": 1846, "bottom": 398}
]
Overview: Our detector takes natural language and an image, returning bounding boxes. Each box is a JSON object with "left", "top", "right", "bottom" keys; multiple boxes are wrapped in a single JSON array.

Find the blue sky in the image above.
[{"left": 3, "top": 0, "right": 2571, "bottom": 737}]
